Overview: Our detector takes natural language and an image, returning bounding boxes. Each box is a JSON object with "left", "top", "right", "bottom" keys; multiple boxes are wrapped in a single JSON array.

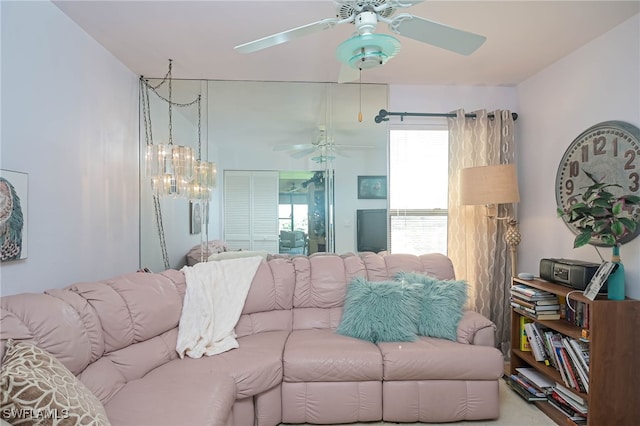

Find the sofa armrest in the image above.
[{"left": 456, "top": 310, "right": 496, "bottom": 347}]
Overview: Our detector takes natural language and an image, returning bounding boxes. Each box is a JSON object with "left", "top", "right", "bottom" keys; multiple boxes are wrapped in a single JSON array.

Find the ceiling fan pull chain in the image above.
[{"left": 358, "top": 69, "right": 363, "bottom": 123}]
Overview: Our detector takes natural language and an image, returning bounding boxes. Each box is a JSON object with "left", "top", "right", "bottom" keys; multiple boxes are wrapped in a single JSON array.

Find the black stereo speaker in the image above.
[{"left": 539, "top": 258, "right": 604, "bottom": 292}]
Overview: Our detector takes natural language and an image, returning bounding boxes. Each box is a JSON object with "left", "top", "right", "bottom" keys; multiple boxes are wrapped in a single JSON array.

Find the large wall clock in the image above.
[{"left": 555, "top": 120, "right": 640, "bottom": 245}]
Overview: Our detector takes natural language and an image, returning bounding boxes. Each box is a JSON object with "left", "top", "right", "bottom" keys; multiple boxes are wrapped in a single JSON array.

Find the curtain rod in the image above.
[{"left": 374, "top": 109, "right": 518, "bottom": 124}]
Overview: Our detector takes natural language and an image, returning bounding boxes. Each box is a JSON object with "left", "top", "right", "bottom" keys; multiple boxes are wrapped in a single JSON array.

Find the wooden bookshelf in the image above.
[{"left": 509, "top": 277, "right": 640, "bottom": 426}]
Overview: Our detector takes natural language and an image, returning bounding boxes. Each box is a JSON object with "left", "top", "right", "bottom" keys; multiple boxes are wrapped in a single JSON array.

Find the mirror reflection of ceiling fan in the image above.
[
  {"left": 273, "top": 126, "right": 375, "bottom": 162},
  {"left": 234, "top": 0, "right": 486, "bottom": 83}
]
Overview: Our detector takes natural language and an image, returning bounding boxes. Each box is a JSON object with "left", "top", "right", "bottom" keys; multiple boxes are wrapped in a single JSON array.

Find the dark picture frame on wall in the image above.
[{"left": 358, "top": 175, "right": 387, "bottom": 199}]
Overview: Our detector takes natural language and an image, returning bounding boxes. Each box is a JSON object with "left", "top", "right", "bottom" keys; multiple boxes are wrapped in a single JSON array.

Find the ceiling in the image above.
[{"left": 53, "top": 0, "right": 639, "bottom": 86}]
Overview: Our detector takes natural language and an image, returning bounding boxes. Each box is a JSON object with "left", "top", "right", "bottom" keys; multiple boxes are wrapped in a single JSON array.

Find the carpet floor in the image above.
[{"left": 281, "top": 377, "right": 555, "bottom": 426}]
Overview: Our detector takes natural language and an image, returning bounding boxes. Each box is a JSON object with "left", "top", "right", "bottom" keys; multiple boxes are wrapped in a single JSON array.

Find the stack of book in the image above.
[
  {"left": 508, "top": 367, "right": 554, "bottom": 402},
  {"left": 510, "top": 284, "right": 561, "bottom": 320},
  {"left": 548, "top": 381, "right": 588, "bottom": 424}
]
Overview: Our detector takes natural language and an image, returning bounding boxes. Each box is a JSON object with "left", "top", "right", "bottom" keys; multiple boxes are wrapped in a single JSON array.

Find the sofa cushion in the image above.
[
  {"left": 397, "top": 272, "right": 468, "bottom": 341},
  {"left": 79, "top": 328, "right": 180, "bottom": 405},
  {"left": 377, "top": 337, "right": 504, "bottom": 381},
  {"left": 336, "top": 277, "right": 422, "bottom": 343},
  {"left": 292, "top": 254, "right": 366, "bottom": 310},
  {"left": 0, "top": 340, "right": 110, "bottom": 425},
  {"left": 360, "top": 252, "right": 456, "bottom": 282},
  {"left": 284, "top": 329, "right": 383, "bottom": 382},
  {"left": 70, "top": 270, "right": 185, "bottom": 354},
  {"left": 0, "top": 291, "right": 103, "bottom": 375},
  {"left": 152, "top": 331, "right": 288, "bottom": 399},
  {"left": 104, "top": 363, "right": 236, "bottom": 426}
]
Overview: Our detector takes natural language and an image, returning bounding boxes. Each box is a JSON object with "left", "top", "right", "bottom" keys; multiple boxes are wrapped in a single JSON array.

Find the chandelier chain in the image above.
[
  {"left": 168, "top": 60, "right": 172, "bottom": 145},
  {"left": 197, "top": 95, "right": 202, "bottom": 160},
  {"left": 139, "top": 78, "right": 153, "bottom": 147},
  {"left": 153, "top": 194, "right": 170, "bottom": 270}
]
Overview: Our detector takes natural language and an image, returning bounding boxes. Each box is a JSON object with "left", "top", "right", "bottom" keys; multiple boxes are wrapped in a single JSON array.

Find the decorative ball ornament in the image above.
[
  {"left": 555, "top": 121, "right": 640, "bottom": 245},
  {"left": 504, "top": 219, "right": 522, "bottom": 247}
]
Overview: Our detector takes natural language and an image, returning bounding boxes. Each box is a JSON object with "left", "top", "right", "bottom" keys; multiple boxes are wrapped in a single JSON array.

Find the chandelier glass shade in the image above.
[
  {"left": 145, "top": 143, "right": 196, "bottom": 198},
  {"left": 141, "top": 59, "right": 215, "bottom": 200},
  {"left": 187, "top": 160, "right": 217, "bottom": 201}
]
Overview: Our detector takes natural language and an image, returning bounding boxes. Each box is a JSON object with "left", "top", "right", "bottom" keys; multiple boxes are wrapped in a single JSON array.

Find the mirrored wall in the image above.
[{"left": 140, "top": 80, "right": 388, "bottom": 271}]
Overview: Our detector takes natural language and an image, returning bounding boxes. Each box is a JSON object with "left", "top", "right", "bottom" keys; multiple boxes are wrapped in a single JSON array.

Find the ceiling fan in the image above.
[
  {"left": 273, "top": 126, "right": 375, "bottom": 162},
  {"left": 234, "top": 0, "right": 486, "bottom": 82}
]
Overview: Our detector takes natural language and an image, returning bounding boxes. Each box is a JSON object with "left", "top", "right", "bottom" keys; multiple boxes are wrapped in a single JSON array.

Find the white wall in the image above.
[
  {"left": 517, "top": 14, "right": 640, "bottom": 299},
  {"left": 0, "top": 1, "right": 140, "bottom": 296},
  {"left": 389, "top": 85, "right": 518, "bottom": 115}
]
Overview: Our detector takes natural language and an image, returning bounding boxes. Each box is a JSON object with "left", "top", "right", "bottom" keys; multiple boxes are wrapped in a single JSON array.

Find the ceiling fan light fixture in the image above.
[{"left": 336, "top": 33, "right": 400, "bottom": 70}]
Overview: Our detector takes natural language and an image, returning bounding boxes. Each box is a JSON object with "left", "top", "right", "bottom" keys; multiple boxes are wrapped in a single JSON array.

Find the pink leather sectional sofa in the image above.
[{"left": 0, "top": 252, "right": 504, "bottom": 425}]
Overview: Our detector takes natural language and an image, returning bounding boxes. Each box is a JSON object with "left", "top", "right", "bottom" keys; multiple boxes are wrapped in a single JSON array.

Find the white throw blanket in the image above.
[{"left": 176, "top": 256, "right": 263, "bottom": 358}]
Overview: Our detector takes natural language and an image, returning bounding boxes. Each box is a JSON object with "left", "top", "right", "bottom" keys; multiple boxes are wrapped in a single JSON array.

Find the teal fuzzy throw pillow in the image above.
[
  {"left": 336, "top": 277, "right": 423, "bottom": 343},
  {"left": 396, "top": 272, "right": 468, "bottom": 341}
]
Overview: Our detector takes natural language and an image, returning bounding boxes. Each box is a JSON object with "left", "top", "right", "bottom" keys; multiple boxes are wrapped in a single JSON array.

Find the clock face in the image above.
[{"left": 555, "top": 120, "right": 640, "bottom": 246}]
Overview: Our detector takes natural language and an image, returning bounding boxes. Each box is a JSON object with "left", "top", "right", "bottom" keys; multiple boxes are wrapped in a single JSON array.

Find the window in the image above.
[
  {"left": 389, "top": 127, "right": 448, "bottom": 255},
  {"left": 278, "top": 200, "right": 308, "bottom": 232}
]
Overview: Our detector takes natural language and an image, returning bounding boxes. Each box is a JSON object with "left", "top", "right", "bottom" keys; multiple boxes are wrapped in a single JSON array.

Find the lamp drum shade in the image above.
[{"left": 459, "top": 164, "right": 520, "bottom": 206}]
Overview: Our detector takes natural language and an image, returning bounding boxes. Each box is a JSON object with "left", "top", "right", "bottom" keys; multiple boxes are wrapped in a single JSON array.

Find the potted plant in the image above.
[
  {"left": 557, "top": 182, "right": 640, "bottom": 248},
  {"left": 557, "top": 180, "right": 640, "bottom": 300}
]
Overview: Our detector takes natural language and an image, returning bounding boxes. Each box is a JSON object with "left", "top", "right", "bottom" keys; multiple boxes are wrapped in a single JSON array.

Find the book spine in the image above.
[
  {"left": 568, "top": 338, "right": 590, "bottom": 373},
  {"left": 519, "top": 316, "right": 532, "bottom": 352},
  {"left": 562, "top": 338, "right": 589, "bottom": 392},
  {"left": 510, "top": 374, "right": 546, "bottom": 397},
  {"left": 524, "top": 323, "right": 546, "bottom": 362}
]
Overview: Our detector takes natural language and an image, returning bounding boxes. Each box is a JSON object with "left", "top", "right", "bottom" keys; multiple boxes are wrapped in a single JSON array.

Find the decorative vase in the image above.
[{"left": 607, "top": 245, "right": 625, "bottom": 300}]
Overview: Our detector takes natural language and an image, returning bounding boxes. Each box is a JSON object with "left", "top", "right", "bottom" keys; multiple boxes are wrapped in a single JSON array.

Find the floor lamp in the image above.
[{"left": 459, "top": 164, "right": 521, "bottom": 277}]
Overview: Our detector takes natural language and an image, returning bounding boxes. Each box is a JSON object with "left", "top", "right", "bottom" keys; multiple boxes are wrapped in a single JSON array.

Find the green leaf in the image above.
[
  {"left": 590, "top": 206, "right": 609, "bottom": 217},
  {"left": 601, "top": 235, "right": 616, "bottom": 246},
  {"left": 619, "top": 217, "right": 637, "bottom": 233},
  {"left": 593, "top": 198, "right": 612, "bottom": 208},
  {"left": 592, "top": 219, "right": 610, "bottom": 233},
  {"left": 611, "top": 220, "right": 624, "bottom": 236},
  {"left": 612, "top": 201, "right": 623, "bottom": 215},
  {"left": 574, "top": 230, "right": 593, "bottom": 248},
  {"left": 622, "top": 194, "right": 640, "bottom": 204}
]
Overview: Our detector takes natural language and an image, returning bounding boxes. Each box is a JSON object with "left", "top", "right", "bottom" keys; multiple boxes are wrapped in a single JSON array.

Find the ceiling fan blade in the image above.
[
  {"left": 273, "top": 143, "right": 314, "bottom": 151},
  {"left": 334, "top": 144, "right": 376, "bottom": 150},
  {"left": 291, "top": 148, "right": 317, "bottom": 159},
  {"left": 338, "top": 63, "right": 361, "bottom": 84},
  {"left": 235, "top": 18, "right": 340, "bottom": 54},
  {"left": 389, "top": 13, "right": 486, "bottom": 56}
]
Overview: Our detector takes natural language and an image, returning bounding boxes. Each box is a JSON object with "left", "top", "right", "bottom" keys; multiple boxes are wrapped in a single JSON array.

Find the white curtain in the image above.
[{"left": 447, "top": 109, "right": 516, "bottom": 356}]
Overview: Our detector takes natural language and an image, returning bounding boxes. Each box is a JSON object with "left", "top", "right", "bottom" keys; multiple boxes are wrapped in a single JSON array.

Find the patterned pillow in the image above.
[{"left": 0, "top": 340, "right": 110, "bottom": 425}]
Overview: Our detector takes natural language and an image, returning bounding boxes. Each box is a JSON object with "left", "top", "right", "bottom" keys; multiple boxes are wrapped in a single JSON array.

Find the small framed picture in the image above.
[
  {"left": 0, "top": 169, "right": 28, "bottom": 262},
  {"left": 190, "top": 201, "right": 202, "bottom": 234},
  {"left": 583, "top": 261, "right": 616, "bottom": 300},
  {"left": 358, "top": 175, "right": 387, "bottom": 199}
]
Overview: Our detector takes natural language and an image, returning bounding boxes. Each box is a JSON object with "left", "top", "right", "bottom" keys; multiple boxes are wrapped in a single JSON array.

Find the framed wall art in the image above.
[
  {"left": 358, "top": 175, "right": 387, "bottom": 199},
  {"left": 0, "top": 169, "right": 28, "bottom": 262}
]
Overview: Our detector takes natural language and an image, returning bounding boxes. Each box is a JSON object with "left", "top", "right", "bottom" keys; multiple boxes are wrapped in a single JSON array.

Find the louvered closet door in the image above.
[
  {"left": 223, "top": 170, "right": 279, "bottom": 252},
  {"left": 250, "top": 172, "right": 279, "bottom": 252},
  {"left": 224, "top": 171, "right": 252, "bottom": 250}
]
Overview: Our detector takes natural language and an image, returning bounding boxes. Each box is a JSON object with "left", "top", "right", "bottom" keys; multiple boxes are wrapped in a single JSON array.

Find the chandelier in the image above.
[{"left": 141, "top": 59, "right": 216, "bottom": 200}]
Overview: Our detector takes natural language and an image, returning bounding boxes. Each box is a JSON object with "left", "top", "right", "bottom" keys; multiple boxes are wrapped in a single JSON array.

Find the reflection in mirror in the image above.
[
  {"left": 140, "top": 80, "right": 388, "bottom": 270},
  {"left": 139, "top": 78, "right": 208, "bottom": 272},
  {"left": 278, "top": 171, "right": 334, "bottom": 255},
  {"left": 210, "top": 81, "right": 387, "bottom": 256}
]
